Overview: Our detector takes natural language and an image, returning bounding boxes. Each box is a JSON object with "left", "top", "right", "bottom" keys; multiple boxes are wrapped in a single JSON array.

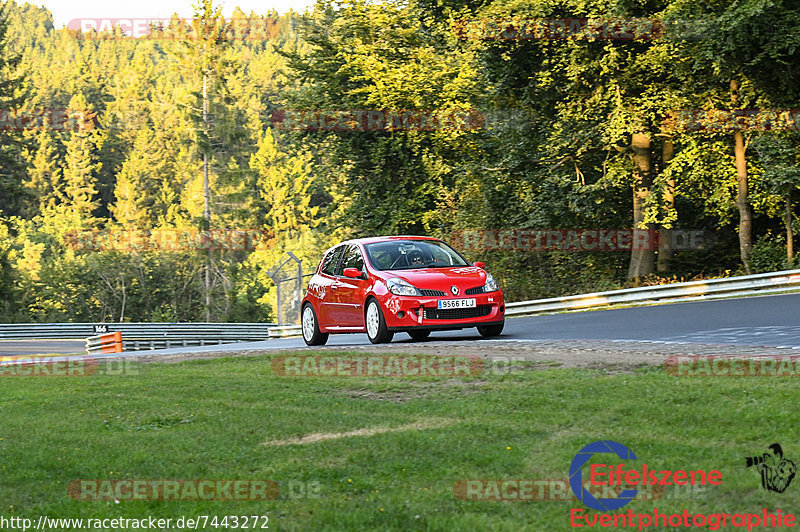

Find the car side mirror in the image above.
[
  {"left": 343, "top": 267, "right": 364, "bottom": 279},
  {"left": 473, "top": 261, "right": 485, "bottom": 269}
]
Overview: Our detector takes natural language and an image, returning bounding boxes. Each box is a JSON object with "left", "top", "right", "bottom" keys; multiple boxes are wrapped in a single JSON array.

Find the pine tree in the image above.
[
  {"left": 112, "top": 126, "right": 177, "bottom": 227},
  {"left": 23, "top": 127, "right": 61, "bottom": 216},
  {"left": 0, "top": 0, "right": 27, "bottom": 217},
  {"left": 250, "top": 128, "right": 317, "bottom": 235},
  {"left": 50, "top": 94, "right": 102, "bottom": 230}
]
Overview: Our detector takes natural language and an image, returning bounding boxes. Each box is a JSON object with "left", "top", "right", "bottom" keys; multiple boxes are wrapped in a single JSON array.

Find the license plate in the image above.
[{"left": 437, "top": 298, "right": 476, "bottom": 309}]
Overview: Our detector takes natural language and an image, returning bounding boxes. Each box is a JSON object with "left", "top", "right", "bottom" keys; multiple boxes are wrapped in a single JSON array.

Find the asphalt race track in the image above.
[
  {"left": 1, "top": 293, "right": 798, "bottom": 358},
  {"left": 0, "top": 339, "right": 86, "bottom": 357}
]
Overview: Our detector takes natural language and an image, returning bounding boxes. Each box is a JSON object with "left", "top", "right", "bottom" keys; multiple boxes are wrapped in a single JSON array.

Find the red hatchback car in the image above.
[{"left": 301, "top": 236, "right": 505, "bottom": 345}]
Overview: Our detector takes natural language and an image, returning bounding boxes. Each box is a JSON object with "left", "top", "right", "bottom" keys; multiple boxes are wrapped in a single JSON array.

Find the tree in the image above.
[
  {"left": 167, "top": 1, "right": 244, "bottom": 320},
  {"left": 250, "top": 128, "right": 318, "bottom": 234},
  {"left": 23, "top": 126, "right": 61, "bottom": 216},
  {"left": 0, "top": 0, "right": 28, "bottom": 218},
  {"left": 111, "top": 127, "right": 178, "bottom": 227},
  {"left": 53, "top": 94, "right": 103, "bottom": 230},
  {"left": 285, "top": 0, "right": 480, "bottom": 235},
  {"left": 676, "top": 0, "right": 800, "bottom": 272},
  {"left": 753, "top": 135, "right": 800, "bottom": 262}
]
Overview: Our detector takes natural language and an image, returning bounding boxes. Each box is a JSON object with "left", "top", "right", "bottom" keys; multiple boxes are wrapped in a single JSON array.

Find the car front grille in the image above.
[
  {"left": 464, "top": 286, "right": 485, "bottom": 295},
  {"left": 423, "top": 305, "right": 492, "bottom": 320},
  {"left": 420, "top": 289, "right": 447, "bottom": 297}
]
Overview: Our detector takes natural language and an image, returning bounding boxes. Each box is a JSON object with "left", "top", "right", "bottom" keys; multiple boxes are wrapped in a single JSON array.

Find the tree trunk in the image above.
[
  {"left": 786, "top": 187, "right": 794, "bottom": 263},
  {"left": 119, "top": 281, "right": 126, "bottom": 322},
  {"left": 202, "top": 69, "right": 212, "bottom": 322},
  {"left": 731, "top": 79, "right": 752, "bottom": 273},
  {"left": 628, "top": 132, "right": 655, "bottom": 279},
  {"left": 657, "top": 138, "right": 675, "bottom": 273}
]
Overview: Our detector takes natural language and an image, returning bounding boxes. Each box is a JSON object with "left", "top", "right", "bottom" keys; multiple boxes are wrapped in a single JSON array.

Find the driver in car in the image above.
[{"left": 408, "top": 249, "right": 425, "bottom": 267}]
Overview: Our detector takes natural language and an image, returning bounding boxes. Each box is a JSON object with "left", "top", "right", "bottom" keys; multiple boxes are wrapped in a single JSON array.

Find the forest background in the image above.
[{"left": 0, "top": 0, "right": 797, "bottom": 323}]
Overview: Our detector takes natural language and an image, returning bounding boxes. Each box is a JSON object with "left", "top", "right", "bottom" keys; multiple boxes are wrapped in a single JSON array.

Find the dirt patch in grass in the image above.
[
  {"left": 343, "top": 389, "right": 431, "bottom": 403},
  {"left": 261, "top": 418, "right": 454, "bottom": 446}
]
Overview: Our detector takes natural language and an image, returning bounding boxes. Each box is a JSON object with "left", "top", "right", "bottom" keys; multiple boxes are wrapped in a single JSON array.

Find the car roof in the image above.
[
  {"left": 322, "top": 236, "right": 444, "bottom": 254},
  {"left": 340, "top": 235, "right": 443, "bottom": 246}
]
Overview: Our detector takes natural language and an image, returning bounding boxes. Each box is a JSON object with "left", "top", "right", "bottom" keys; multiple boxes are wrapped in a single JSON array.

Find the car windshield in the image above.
[{"left": 364, "top": 240, "right": 470, "bottom": 270}]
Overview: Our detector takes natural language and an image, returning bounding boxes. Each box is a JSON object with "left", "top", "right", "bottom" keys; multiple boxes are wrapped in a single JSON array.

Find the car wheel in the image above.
[
  {"left": 302, "top": 304, "right": 329, "bottom": 346},
  {"left": 477, "top": 323, "right": 504, "bottom": 338},
  {"left": 365, "top": 299, "right": 394, "bottom": 344},
  {"left": 408, "top": 330, "right": 431, "bottom": 341}
]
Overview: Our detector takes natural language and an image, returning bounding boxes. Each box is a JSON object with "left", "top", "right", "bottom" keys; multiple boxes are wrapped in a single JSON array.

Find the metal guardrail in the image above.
[
  {"left": 505, "top": 269, "right": 800, "bottom": 316},
  {"left": 268, "top": 325, "right": 303, "bottom": 338},
  {"left": 0, "top": 322, "right": 276, "bottom": 341},
  {"left": 261, "top": 270, "right": 800, "bottom": 335},
  {"left": 121, "top": 338, "right": 260, "bottom": 351},
  {"left": 2, "top": 270, "right": 800, "bottom": 348}
]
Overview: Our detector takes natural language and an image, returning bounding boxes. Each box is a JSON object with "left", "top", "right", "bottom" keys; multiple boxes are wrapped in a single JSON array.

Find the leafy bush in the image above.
[{"left": 750, "top": 233, "right": 793, "bottom": 273}]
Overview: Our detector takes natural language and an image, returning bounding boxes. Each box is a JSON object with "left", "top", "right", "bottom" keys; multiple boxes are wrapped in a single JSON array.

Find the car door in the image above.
[
  {"left": 328, "top": 244, "right": 368, "bottom": 329},
  {"left": 316, "top": 245, "right": 344, "bottom": 326}
]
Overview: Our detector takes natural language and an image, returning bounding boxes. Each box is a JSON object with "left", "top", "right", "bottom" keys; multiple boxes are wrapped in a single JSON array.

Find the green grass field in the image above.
[{"left": 2, "top": 352, "right": 800, "bottom": 531}]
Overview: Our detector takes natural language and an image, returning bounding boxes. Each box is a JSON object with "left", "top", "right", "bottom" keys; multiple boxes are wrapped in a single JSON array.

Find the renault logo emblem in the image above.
[{"left": 451, "top": 285, "right": 459, "bottom": 295}]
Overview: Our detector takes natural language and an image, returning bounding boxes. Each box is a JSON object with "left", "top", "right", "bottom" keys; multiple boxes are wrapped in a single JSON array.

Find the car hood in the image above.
[{"left": 377, "top": 266, "right": 488, "bottom": 290}]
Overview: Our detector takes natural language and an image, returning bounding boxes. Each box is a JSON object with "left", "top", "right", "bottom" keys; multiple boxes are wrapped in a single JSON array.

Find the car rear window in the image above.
[
  {"left": 320, "top": 246, "right": 343, "bottom": 275},
  {"left": 340, "top": 244, "right": 364, "bottom": 274}
]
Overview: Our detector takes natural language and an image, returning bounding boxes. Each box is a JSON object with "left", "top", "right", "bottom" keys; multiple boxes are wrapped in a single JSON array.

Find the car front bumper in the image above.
[{"left": 381, "top": 292, "right": 505, "bottom": 331}]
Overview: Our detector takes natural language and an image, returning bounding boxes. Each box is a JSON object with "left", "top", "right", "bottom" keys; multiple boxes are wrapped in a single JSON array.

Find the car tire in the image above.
[
  {"left": 302, "top": 303, "right": 329, "bottom": 346},
  {"left": 365, "top": 299, "right": 394, "bottom": 344},
  {"left": 477, "top": 323, "right": 504, "bottom": 338},
  {"left": 408, "top": 330, "right": 431, "bottom": 341}
]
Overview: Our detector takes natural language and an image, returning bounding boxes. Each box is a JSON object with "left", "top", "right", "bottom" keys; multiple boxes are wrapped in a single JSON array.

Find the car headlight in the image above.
[
  {"left": 482, "top": 273, "right": 498, "bottom": 292},
  {"left": 387, "top": 278, "right": 421, "bottom": 296}
]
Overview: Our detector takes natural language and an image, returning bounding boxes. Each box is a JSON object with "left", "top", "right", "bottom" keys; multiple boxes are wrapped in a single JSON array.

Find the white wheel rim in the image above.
[
  {"left": 302, "top": 307, "right": 315, "bottom": 341},
  {"left": 366, "top": 302, "right": 380, "bottom": 338}
]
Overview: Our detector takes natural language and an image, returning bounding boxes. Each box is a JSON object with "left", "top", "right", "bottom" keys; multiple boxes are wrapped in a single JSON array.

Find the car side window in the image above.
[
  {"left": 320, "top": 246, "right": 343, "bottom": 276},
  {"left": 339, "top": 244, "right": 364, "bottom": 275}
]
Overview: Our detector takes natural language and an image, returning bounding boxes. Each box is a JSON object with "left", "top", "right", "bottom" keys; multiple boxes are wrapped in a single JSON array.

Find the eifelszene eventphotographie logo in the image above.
[{"left": 569, "top": 440, "right": 722, "bottom": 511}]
